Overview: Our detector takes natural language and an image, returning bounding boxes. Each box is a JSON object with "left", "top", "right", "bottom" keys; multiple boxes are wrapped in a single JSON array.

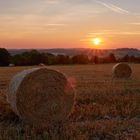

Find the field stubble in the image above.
[{"left": 0, "top": 64, "right": 139, "bottom": 140}]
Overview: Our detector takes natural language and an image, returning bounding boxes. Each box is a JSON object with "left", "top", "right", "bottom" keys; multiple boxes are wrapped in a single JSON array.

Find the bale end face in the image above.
[
  {"left": 7, "top": 68, "right": 75, "bottom": 126},
  {"left": 112, "top": 63, "right": 132, "bottom": 78}
]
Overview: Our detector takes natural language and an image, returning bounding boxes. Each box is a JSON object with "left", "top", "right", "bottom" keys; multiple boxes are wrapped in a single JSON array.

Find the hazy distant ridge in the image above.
[{"left": 8, "top": 48, "right": 140, "bottom": 58}]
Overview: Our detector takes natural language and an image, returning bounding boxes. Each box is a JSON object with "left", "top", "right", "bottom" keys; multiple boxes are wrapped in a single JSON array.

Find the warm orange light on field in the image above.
[{"left": 92, "top": 38, "right": 102, "bottom": 46}]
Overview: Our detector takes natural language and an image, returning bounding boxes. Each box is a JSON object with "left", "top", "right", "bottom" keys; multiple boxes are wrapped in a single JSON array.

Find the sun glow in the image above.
[{"left": 92, "top": 38, "right": 102, "bottom": 46}]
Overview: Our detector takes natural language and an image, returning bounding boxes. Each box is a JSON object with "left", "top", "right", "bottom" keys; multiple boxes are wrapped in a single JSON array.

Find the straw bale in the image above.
[{"left": 7, "top": 68, "right": 75, "bottom": 126}]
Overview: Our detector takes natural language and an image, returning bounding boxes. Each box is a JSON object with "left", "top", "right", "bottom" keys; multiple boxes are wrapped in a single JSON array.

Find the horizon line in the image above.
[{"left": 5, "top": 47, "right": 140, "bottom": 51}]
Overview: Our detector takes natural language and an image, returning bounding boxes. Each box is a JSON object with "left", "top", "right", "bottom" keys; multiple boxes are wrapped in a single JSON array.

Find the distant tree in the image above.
[
  {"left": 129, "top": 55, "right": 138, "bottom": 63},
  {"left": 39, "top": 53, "right": 48, "bottom": 64},
  {"left": 46, "top": 53, "right": 56, "bottom": 65},
  {"left": 65, "top": 55, "right": 71, "bottom": 64},
  {"left": 0, "top": 48, "right": 11, "bottom": 66},
  {"left": 137, "top": 57, "right": 140, "bottom": 63},
  {"left": 107, "top": 53, "right": 116, "bottom": 63},
  {"left": 56, "top": 55, "right": 71, "bottom": 64},
  {"left": 72, "top": 54, "right": 89, "bottom": 64},
  {"left": 30, "top": 50, "right": 42, "bottom": 65},
  {"left": 90, "top": 55, "right": 99, "bottom": 64},
  {"left": 12, "top": 50, "right": 42, "bottom": 66},
  {"left": 56, "top": 55, "right": 65, "bottom": 64},
  {"left": 24, "top": 50, "right": 42, "bottom": 65},
  {"left": 38, "top": 52, "right": 56, "bottom": 65},
  {"left": 121, "top": 54, "right": 130, "bottom": 62},
  {"left": 12, "top": 54, "right": 26, "bottom": 66}
]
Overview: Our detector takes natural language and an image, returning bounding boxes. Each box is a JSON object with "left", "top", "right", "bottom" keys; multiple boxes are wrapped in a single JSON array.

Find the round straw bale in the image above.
[
  {"left": 7, "top": 68, "right": 75, "bottom": 126},
  {"left": 39, "top": 63, "right": 46, "bottom": 67},
  {"left": 9, "top": 63, "right": 15, "bottom": 67},
  {"left": 112, "top": 63, "right": 132, "bottom": 78}
]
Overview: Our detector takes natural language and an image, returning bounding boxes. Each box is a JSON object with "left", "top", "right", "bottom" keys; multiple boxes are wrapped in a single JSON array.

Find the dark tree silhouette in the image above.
[
  {"left": 121, "top": 54, "right": 130, "bottom": 62},
  {"left": 0, "top": 48, "right": 11, "bottom": 66},
  {"left": 107, "top": 53, "right": 116, "bottom": 63},
  {"left": 90, "top": 55, "right": 99, "bottom": 64},
  {"left": 56, "top": 55, "right": 70, "bottom": 64},
  {"left": 72, "top": 54, "right": 89, "bottom": 64},
  {"left": 129, "top": 55, "right": 138, "bottom": 63},
  {"left": 3, "top": 47, "right": 140, "bottom": 66}
]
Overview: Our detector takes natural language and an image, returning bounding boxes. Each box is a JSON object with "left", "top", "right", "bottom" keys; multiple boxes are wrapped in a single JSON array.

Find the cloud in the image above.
[
  {"left": 128, "top": 22, "right": 140, "bottom": 25},
  {"left": 88, "top": 31, "right": 140, "bottom": 36},
  {"left": 95, "top": 0, "right": 129, "bottom": 15},
  {"left": 44, "top": 23, "right": 66, "bottom": 26},
  {"left": 46, "top": 0, "right": 61, "bottom": 4}
]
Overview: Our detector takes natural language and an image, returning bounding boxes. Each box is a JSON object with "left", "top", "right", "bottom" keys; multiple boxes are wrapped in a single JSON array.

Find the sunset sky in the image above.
[{"left": 0, "top": 0, "right": 140, "bottom": 49}]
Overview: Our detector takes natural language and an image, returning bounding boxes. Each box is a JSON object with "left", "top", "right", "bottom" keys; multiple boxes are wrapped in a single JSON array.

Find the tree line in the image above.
[{"left": 0, "top": 48, "right": 140, "bottom": 66}]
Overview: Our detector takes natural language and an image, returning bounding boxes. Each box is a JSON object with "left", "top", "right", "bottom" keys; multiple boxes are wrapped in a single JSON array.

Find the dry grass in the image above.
[{"left": 0, "top": 64, "right": 139, "bottom": 140}]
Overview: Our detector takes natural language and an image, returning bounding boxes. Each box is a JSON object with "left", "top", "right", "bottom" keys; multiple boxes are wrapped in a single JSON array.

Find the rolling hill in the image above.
[{"left": 8, "top": 48, "right": 140, "bottom": 58}]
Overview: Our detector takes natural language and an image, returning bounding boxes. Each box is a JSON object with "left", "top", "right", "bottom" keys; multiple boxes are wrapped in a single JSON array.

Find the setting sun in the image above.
[{"left": 92, "top": 38, "right": 102, "bottom": 46}]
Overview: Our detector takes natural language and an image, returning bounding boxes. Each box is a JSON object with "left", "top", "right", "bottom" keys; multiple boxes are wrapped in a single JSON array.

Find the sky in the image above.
[{"left": 0, "top": 0, "right": 140, "bottom": 49}]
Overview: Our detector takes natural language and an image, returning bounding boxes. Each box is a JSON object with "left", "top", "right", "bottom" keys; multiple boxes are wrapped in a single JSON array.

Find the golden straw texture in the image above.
[
  {"left": 7, "top": 68, "right": 75, "bottom": 126},
  {"left": 112, "top": 63, "right": 132, "bottom": 78}
]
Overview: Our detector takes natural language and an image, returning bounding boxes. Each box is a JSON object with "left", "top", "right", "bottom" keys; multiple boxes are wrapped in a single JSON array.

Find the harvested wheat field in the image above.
[{"left": 0, "top": 64, "right": 139, "bottom": 140}]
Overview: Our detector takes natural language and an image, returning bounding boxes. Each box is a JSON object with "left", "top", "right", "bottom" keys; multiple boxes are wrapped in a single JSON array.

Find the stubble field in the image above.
[{"left": 0, "top": 64, "right": 139, "bottom": 140}]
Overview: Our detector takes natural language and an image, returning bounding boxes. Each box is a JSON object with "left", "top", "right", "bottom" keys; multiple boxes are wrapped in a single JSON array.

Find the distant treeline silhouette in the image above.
[{"left": 0, "top": 48, "right": 140, "bottom": 66}]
